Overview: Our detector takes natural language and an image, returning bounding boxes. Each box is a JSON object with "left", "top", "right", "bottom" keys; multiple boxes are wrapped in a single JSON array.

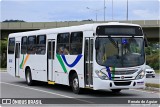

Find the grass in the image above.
[
  {"left": 146, "top": 83, "right": 160, "bottom": 88},
  {"left": 155, "top": 70, "right": 160, "bottom": 74},
  {"left": 0, "top": 68, "right": 7, "bottom": 71}
]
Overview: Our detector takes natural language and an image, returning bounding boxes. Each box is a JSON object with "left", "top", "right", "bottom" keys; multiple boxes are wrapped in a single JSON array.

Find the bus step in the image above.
[
  {"left": 48, "top": 81, "right": 55, "bottom": 85},
  {"left": 15, "top": 76, "right": 20, "bottom": 78},
  {"left": 85, "top": 86, "right": 93, "bottom": 89}
]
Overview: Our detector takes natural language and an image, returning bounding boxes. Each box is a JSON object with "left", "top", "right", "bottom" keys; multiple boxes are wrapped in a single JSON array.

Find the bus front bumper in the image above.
[{"left": 93, "top": 77, "right": 145, "bottom": 90}]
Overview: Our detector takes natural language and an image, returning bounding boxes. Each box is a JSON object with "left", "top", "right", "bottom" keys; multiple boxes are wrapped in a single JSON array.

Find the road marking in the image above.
[
  {"left": 130, "top": 89, "right": 159, "bottom": 95},
  {"left": 0, "top": 82, "right": 93, "bottom": 104}
]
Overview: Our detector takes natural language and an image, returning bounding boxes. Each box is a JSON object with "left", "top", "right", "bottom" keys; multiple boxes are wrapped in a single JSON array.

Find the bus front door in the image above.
[
  {"left": 15, "top": 42, "right": 20, "bottom": 77},
  {"left": 47, "top": 40, "right": 55, "bottom": 82},
  {"left": 84, "top": 38, "right": 93, "bottom": 87}
]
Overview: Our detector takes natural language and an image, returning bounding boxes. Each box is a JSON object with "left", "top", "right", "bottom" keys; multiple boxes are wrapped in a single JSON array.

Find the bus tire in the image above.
[
  {"left": 25, "top": 68, "right": 34, "bottom": 86},
  {"left": 71, "top": 73, "right": 81, "bottom": 94},
  {"left": 111, "top": 89, "right": 121, "bottom": 93}
]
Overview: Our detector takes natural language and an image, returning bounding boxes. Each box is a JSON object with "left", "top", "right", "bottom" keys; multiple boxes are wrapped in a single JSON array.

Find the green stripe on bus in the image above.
[
  {"left": 20, "top": 55, "right": 24, "bottom": 69},
  {"left": 111, "top": 67, "right": 115, "bottom": 80},
  {"left": 56, "top": 54, "right": 67, "bottom": 73}
]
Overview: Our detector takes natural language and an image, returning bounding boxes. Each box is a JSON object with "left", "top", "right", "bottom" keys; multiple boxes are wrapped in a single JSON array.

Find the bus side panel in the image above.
[
  {"left": 24, "top": 54, "right": 47, "bottom": 82},
  {"left": 33, "top": 55, "right": 47, "bottom": 81},
  {"left": 19, "top": 54, "right": 29, "bottom": 79},
  {"left": 7, "top": 53, "right": 15, "bottom": 77},
  {"left": 54, "top": 55, "right": 70, "bottom": 85},
  {"left": 54, "top": 55, "right": 84, "bottom": 87},
  {"left": 7, "top": 36, "right": 16, "bottom": 77}
]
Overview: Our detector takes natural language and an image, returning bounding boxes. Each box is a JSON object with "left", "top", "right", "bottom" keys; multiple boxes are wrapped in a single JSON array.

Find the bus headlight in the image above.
[
  {"left": 136, "top": 70, "right": 145, "bottom": 79},
  {"left": 95, "top": 70, "right": 108, "bottom": 80}
]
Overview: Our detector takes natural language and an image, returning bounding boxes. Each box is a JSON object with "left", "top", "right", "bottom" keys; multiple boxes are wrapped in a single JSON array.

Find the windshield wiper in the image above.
[
  {"left": 108, "top": 36, "right": 120, "bottom": 59},
  {"left": 108, "top": 36, "right": 118, "bottom": 49}
]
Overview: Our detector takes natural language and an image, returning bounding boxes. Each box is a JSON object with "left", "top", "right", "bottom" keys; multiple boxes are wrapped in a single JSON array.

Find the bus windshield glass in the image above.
[{"left": 96, "top": 37, "right": 145, "bottom": 67}]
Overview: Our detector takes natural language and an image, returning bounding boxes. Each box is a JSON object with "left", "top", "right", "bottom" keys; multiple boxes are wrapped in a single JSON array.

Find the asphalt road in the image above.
[
  {"left": 145, "top": 74, "right": 160, "bottom": 84},
  {"left": 0, "top": 72, "right": 159, "bottom": 105}
]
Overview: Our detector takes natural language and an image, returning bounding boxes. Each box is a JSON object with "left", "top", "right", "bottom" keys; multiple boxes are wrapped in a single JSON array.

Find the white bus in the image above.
[{"left": 7, "top": 22, "right": 147, "bottom": 94}]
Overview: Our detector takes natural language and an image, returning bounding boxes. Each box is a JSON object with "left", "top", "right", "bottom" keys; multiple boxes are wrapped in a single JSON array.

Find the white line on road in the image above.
[{"left": 0, "top": 82, "right": 94, "bottom": 104}]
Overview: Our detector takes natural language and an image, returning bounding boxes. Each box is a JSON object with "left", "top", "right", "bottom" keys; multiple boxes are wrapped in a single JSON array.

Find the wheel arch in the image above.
[
  {"left": 25, "top": 66, "right": 31, "bottom": 76},
  {"left": 68, "top": 69, "right": 78, "bottom": 86}
]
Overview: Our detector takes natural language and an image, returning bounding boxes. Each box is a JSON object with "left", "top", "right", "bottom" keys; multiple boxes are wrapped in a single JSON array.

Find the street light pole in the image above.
[
  {"left": 86, "top": 7, "right": 97, "bottom": 21},
  {"left": 112, "top": 0, "right": 113, "bottom": 21},
  {"left": 104, "top": 0, "right": 106, "bottom": 21},
  {"left": 96, "top": 12, "right": 97, "bottom": 21},
  {"left": 86, "top": 7, "right": 104, "bottom": 21},
  {"left": 127, "top": 0, "right": 128, "bottom": 20}
]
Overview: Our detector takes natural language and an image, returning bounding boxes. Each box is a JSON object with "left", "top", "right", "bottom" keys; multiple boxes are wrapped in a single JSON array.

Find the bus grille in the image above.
[
  {"left": 114, "top": 70, "right": 137, "bottom": 75},
  {"left": 114, "top": 81, "right": 131, "bottom": 86}
]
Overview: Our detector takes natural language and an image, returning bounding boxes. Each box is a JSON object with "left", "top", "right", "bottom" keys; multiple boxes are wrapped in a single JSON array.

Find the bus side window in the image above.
[
  {"left": 57, "top": 33, "right": 70, "bottom": 55},
  {"left": 36, "top": 35, "right": 46, "bottom": 55},
  {"left": 70, "top": 32, "right": 83, "bottom": 55},
  {"left": 21, "top": 36, "right": 27, "bottom": 54},
  {"left": 27, "top": 36, "right": 36, "bottom": 54},
  {"left": 8, "top": 37, "right": 15, "bottom": 54}
]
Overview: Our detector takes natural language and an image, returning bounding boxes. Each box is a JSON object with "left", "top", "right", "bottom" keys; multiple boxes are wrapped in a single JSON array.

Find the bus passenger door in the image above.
[
  {"left": 15, "top": 42, "right": 20, "bottom": 77},
  {"left": 84, "top": 38, "right": 93, "bottom": 87},
  {"left": 47, "top": 40, "right": 55, "bottom": 82}
]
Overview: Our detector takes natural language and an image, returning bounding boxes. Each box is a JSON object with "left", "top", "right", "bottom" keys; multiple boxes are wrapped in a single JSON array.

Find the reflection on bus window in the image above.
[
  {"left": 8, "top": 38, "right": 15, "bottom": 54},
  {"left": 21, "top": 36, "right": 27, "bottom": 54},
  {"left": 96, "top": 37, "right": 144, "bottom": 67},
  {"left": 57, "top": 33, "right": 70, "bottom": 55},
  {"left": 70, "top": 32, "right": 83, "bottom": 55},
  {"left": 36, "top": 35, "right": 46, "bottom": 55},
  {"left": 27, "top": 36, "right": 36, "bottom": 54}
]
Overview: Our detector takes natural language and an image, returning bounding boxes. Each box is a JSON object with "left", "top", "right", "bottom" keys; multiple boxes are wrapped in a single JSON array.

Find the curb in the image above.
[
  {"left": 0, "top": 70, "right": 7, "bottom": 72},
  {"left": 144, "top": 86, "right": 160, "bottom": 92}
]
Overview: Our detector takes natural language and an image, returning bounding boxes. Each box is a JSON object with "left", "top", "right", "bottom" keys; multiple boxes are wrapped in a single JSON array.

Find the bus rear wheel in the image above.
[
  {"left": 111, "top": 89, "right": 121, "bottom": 93},
  {"left": 71, "top": 73, "right": 81, "bottom": 94},
  {"left": 25, "top": 68, "right": 34, "bottom": 86}
]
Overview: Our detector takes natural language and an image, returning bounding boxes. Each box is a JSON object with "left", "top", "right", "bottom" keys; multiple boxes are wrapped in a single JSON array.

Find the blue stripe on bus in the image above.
[
  {"left": 106, "top": 66, "right": 112, "bottom": 80},
  {"left": 61, "top": 54, "right": 82, "bottom": 68}
]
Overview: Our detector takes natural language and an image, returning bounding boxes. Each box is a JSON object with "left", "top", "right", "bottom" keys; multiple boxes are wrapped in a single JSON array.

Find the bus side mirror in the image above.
[
  {"left": 95, "top": 39, "right": 99, "bottom": 50},
  {"left": 144, "top": 34, "right": 148, "bottom": 47}
]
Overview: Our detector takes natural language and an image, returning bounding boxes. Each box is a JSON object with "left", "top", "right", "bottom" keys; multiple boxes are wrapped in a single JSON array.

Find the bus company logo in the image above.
[
  {"left": 2, "top": 99, "right": 11, "bottom": 104},
  {"left": 121, "top": 76, "right": 125, "bottom": 79}
]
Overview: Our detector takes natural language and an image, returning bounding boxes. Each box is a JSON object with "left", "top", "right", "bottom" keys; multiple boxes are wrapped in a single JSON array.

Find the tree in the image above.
[
  {"left": 2, "top": 19, "right": 25, "bottom": 22},
  {"left": 0, "top": 38, "right": 8, "bottom": 68}
]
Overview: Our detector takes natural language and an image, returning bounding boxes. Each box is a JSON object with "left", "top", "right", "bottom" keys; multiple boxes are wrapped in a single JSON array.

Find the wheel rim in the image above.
[
  {"left": 73, "top": 78, "right": 78, "bottom": 90},
  {"left": 27, "top": 72, "right": 30, "bottom": 83}
]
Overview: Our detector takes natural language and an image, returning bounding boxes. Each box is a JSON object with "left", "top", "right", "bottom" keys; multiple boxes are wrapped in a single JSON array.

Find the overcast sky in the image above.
[{"left": 1, "top": 0, "right": 159, "bottom": 22}]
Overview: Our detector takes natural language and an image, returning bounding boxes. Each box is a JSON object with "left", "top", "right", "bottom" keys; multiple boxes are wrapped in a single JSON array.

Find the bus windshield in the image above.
[{"left": 96, "top": 37, "right": 145, "bottom": 67}]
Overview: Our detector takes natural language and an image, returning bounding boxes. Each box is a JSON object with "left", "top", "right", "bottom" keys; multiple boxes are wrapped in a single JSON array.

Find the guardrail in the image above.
[{"left": 1, "top": 20, "right": 159, "bottom": 30}]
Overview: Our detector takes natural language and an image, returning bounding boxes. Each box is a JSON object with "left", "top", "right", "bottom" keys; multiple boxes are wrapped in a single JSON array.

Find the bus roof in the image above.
[{"left": 8, "top": 22, "right": 141, "bottom": 37}]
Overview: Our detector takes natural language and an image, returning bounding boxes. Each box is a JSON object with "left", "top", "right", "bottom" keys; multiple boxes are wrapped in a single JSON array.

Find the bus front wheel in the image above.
[
  {"left": 25, "top": 68, "right": 34, "bottom": 86},
  {"left": 71, "top": 73, "right": 81, "bottom": 94}
]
